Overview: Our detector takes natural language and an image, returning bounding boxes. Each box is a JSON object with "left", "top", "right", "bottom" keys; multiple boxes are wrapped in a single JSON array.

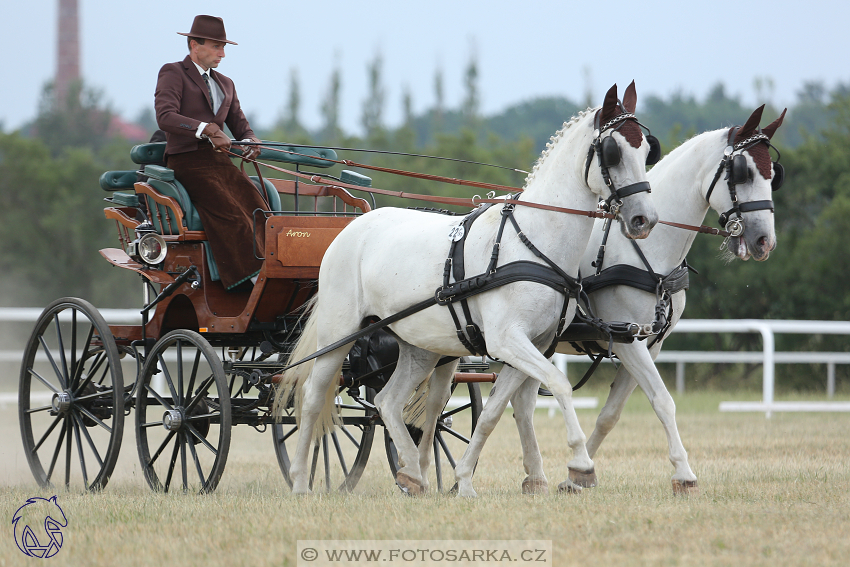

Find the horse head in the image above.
[
  {"left": 706, "top": 105, "right": 786, "bottom": 261},
  {"left": 586, "top": 81, "right": 660, "bottom": 239}
]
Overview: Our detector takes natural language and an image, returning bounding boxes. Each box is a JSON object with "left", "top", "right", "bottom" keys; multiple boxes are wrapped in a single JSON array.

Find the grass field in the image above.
[{"left": 2, "top": 387, "right": 849, "bottom": 567}]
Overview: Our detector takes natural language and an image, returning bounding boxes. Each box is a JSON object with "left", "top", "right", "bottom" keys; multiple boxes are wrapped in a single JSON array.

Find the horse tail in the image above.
[
  {"left": 272, "top": 294, "right": 345, "bottom": 442},
  {"left": 401, "top": 376, "right": 432, "bottom": 430}
]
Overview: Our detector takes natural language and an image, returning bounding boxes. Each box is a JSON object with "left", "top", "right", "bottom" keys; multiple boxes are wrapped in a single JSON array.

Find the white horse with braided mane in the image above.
[
  {"left": 456, "top": 104, "right": 786, "bottom": 497},
  {"left": 276, "top": 82, "right": 659, "bottom": 495}
]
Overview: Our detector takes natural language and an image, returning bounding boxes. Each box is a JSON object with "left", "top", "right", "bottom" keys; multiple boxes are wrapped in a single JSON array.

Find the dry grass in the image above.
[{"left": 2, "top": 388, "right": 849, "bottom": 567}]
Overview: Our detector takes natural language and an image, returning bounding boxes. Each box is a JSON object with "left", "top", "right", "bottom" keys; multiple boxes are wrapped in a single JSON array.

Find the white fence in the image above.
[{"left": 2, "top": 309, "right": 848, "bottom": 417}]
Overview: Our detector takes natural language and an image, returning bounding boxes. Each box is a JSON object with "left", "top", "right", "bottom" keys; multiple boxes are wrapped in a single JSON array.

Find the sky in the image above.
[{"left": 1, "top": 0, "right": 848, "bottom": 136}]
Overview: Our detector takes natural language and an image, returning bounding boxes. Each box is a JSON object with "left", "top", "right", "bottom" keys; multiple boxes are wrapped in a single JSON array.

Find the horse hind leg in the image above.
[
  {"left": 510, "top": 377, "right": 549, "bottom": 495},
  {"left": 412, "top": 359, "right": 457, "bottom": 491},
  {"left": 374, "top": 341, "right": 442, "bottom": 496},
  {"left": 289, "top": 347, "right": 350, "bottom": 494}
]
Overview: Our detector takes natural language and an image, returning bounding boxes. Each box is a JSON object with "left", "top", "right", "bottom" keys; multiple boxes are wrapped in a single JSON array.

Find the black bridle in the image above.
[
  {"left": 583, "top": 108, "right": 661, "bottom": 213},
  {"left": 705, "top": 127, "right": 784, "bottom": 237}
]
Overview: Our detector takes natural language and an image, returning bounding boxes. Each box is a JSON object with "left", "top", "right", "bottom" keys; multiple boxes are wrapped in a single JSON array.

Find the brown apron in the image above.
[{"left": 167, "top": 145, "right": 267, "bottom": 289}]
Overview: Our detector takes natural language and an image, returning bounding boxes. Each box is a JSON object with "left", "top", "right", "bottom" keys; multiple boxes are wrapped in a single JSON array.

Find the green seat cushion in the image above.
[
  {"left": 340, "top": 169, "right": 372, "bottom": 187},
  {"left": 110, "top": 192, "right": 140, "bottom": 207},
  {"left": 204, "top": 241, "right": 220, "bottom": 282},
  {"left": 131, "top": 142, "right": 166, "bottom": 165},
  {"left": 231, "top": 144, "right": 338, "bottom": 169},
  {"left": 100, "top": 170, "right": 138, "bottom": 191},
  {"left": 249, "top": 177, "right": 281, "bottom": 211},
  {"left": 141, "top": 165, "right": 202, "bottom": 233}
]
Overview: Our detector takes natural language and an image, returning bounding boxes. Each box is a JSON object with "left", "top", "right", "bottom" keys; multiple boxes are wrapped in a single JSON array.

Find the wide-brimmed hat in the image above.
[{"left": 177, "top": 15, "right": 237, "bottom": 45}]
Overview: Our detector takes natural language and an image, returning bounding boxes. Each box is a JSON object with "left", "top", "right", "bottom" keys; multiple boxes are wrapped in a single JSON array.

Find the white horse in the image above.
[
  {"left": 276, "top": 82, "right": 659, "bottom": 495},
  {"left": 477, "top": 105, "right": 786, "bottom": 496}
]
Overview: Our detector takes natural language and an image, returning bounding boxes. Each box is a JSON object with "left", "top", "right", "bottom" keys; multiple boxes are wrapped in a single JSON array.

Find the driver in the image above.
[{"left": 154, "top": 15, "right": 266, "bottom": 290}]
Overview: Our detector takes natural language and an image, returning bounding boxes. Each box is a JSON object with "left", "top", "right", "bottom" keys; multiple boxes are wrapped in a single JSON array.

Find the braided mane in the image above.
[{"left": 523, "top": 108, "right": 593, "bottom": 188}]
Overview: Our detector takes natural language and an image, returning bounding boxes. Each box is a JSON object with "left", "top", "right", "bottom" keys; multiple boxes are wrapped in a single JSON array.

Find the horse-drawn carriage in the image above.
[{"left": 18, "top": 140, "right": 488, "bottom": 493}]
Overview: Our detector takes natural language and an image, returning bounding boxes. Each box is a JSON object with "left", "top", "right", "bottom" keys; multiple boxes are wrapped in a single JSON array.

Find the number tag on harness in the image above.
[{"left": 449, "top": 224, "right": 465, "bottom": 241}]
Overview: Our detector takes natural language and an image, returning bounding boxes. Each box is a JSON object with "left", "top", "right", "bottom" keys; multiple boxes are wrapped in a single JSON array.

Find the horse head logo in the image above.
[{"left": 12, "top": 496, "right": 67, "bottom": 558}]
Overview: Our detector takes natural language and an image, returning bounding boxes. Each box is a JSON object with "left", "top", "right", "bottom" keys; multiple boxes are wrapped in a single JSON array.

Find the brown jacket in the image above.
[{"left": 154, "top": 55, "right": 255, "bottom": 155}]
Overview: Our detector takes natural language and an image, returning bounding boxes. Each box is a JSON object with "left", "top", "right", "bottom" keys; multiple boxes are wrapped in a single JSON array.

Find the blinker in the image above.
[
  {"left": 600, "top": 136, "right": 621, "bottom": 168},
  {"left": 646, "top": 135, "right": 661, "bottom": 166},
  {"left": 771, "top": 162, "right": 784, "bottom": 191},
  {"left": 730, "top": 154, "right": 749, "bottom": 185}
]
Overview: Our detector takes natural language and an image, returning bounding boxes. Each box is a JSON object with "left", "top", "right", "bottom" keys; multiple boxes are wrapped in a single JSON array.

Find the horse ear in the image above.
[
  {"left": 735, "top": 104, "right": 766, "bottom": 144},
  {"left": 762, "top": 108, "right": 787, "bottom": 139},
  {"left": 622, "top": 80, "right": 637, "bottom": 113},
  {"left": 599, "top": 83, "right": 619, "bottom": 124}
]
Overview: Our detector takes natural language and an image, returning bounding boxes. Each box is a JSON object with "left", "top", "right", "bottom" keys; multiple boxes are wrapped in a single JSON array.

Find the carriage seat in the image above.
[{"left": 130, "top": 141, "right": 339, "bottom": 169}]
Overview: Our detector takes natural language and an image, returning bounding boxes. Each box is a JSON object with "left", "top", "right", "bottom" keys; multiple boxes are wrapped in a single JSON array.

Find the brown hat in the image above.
[{"left": 178, "top": 15, "right": 237, "bottom": 45}]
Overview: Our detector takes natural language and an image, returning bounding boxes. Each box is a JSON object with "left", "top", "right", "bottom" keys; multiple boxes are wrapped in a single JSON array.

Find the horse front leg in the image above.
[
  {"left": 586, "top": 365, "right": 638, "bottom": 458},
  {"left": 414, "top": 360, "right": 458, "bottom": 488},
  {"left": 613, "top": 341, "right": 698, "bottom": 495},
  {"left": 453, "top": 366, "right": 527, "bottom": 498},
  {"left": 374, "top": 342, "right": 442, "bottom": 495},
  {"left": 510, "top": 376, "right": 549, "bottom": 494}
]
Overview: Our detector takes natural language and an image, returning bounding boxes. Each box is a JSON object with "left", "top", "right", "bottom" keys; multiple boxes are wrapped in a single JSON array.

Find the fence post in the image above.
[
  {"left": 756, "top": 323, "right": 775, "bottom": 419},
  {"left": 828, "top": 361, "right": 835, "bottom": 399},
  {"left": 676, "top": 361, "right": 685, "bottom": 394}
]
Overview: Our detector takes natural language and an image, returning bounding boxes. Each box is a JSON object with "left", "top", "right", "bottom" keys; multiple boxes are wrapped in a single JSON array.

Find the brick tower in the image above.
[{"left": 55, "top": 0, "right": 80, "bottom": 104}]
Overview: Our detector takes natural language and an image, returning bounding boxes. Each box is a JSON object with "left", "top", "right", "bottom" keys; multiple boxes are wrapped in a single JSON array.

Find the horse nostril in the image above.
[
  {"left": 632, "top": 216, "right": 646, "bottom": 230},
  {"left": 758, "top": 236, "right": 768, "bottom": 249}
]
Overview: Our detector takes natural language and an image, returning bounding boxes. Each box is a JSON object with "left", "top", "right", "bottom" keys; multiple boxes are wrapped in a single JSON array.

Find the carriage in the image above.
[{"left": 17, "top": 141, "right": 490, "bottom": 494}]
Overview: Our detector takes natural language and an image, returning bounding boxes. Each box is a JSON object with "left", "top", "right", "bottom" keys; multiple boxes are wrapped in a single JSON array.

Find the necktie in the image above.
[{"left": 202, "top": 72, "right": 214, "bottom": 110}]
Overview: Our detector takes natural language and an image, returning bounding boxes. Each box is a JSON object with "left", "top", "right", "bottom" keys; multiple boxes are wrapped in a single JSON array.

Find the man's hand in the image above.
[
  {"left": 242, "top": 136, "right": 262, "bottom": 161},
  {"left": 201, "top": 123, "right": 231, "bottom": 152}
]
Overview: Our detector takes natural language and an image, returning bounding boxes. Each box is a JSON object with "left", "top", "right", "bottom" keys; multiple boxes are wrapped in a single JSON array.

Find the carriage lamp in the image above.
[{"left": 128, "top": 221, "right": 167, "bottom": 266}]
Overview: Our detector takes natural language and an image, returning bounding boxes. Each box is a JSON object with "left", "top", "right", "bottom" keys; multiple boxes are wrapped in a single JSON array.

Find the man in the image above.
[{"left": 155, "top": 15, "right": 266, "bottom": 289}]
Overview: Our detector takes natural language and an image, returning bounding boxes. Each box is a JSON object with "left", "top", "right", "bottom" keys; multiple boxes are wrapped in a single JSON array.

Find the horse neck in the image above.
[
  {"left": 636, "top": 129, "right": 727, "bottom": 270},
  {"left": 508, "top": 111, "right": 599, "bottom": 270}
]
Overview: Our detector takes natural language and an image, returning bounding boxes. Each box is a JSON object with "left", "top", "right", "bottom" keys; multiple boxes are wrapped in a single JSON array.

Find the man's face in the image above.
[{"left": 192, "top": 40, "right": 226, "bottom": 70}]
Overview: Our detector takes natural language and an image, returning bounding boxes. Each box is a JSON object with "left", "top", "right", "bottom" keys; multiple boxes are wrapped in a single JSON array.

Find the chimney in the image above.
[{"left": 55, "top": 0, "right": 80, "bottom": 105}]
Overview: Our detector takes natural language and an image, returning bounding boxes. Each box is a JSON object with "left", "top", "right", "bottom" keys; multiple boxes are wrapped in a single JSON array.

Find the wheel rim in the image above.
[
  {"left": 19, "top": 298, "right": 124, "bottom": 491},
  {"left": 135, "top": 330, "right": 231, "bottom": 493},
  {"left": 385, "top": 381, "right": 482, "bottom": 492},
  {"left": 272, "top": 386, "right": 376, "bottom": 492}
]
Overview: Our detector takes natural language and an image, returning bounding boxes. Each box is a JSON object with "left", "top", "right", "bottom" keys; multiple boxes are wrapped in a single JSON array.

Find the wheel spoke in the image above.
[
  {"left": 185, "top": 422, "right": 217, "bottom": 456},
  {"left": 27, "top": 367, "right": 60, "bottom": 394},
  {"left": 278, "top": 426, "right": 298, "bottom": 443},
  {"left": 184, "top": 413, "right": 217, "bottom": 422},
  {"left": 70, "top": 310, "right": 77, "bottom": 389},
  {"left": 26, "top": 404, "right": 54, "bottom": 414},
  {"left": 73, "top": 411, "right": 103, "bottom": 468},
  {"left": 187, "top": 434, "right": 206, "bottom": 487},
  {"left": 180, "top": 431, "right": 188, "bottom": 491},
  {"left": 322, "top": 435, "right": 331, "bottom": 491},
  {"left": 184, "top": 350, "right": 202, "bottom": 407},
  {"left": 73, "top": 351, "right": 105, "bottom": 396},
  {"left": 45, "top": 419, "right": 67, "bottom": 484},
  {"left": 441, "top": 403, "right": 471, "bottom": 420},
  {"left": 76, "top": 405, "right": 112, "bottom": 434},
  {"left": 144, "top": 383, "right": 174, "bottom": 411},
  {"left": 149, "top": 431, "right": 176, "bottom": 467},
  {"left": 340, "top": 424, "right": 361, "bottom": 449},
  {"left": 38, "top": 335, "right": 67, "bottom": 390},
  {"left": 70, "top": 325, "right": 95, "bottom": 392},
  {"left": 32, "top": 416, "right": 62, "bottom": 453},
  {"left": 184, "top": 376, "right": 215, "bottom": 414},
  {"left": 73, "top": 388, "right": 113, "bottom": 403},
  {"left": 436, "top": 432, "right": 457, "bottom": 468},
  {"left": 308, "top": 442, "right": 320, "bottom": 491},
  {"left": 72, "top": 414, "right": 89, "bottom": 488},
  {"left": 140, "top": 420, "right": 165, "bottom": 429},
  {"left": 157, "top": 353, "right": 179, "bottom": 402},
  {"left": 54, "top": 316, "right": 70, "bottom": 390},
  {"left": 438, "top": 423, "right": 471, "bottom": 444},
  {"left": 164, "top": 437, "right": 180, "bottom": 492},
  {"left": 176, "top": 341, "right": 184, "bottom": 406},
  {"left": 331, "top": 432, "right": 349, "bottom": 477},
  {"left": 64, "top": 415, "right": 73, "bottom": 487}
]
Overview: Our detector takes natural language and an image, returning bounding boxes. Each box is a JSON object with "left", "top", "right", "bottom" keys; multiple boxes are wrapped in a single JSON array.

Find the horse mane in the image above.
[{"left": 523, "top": 107, "right": 593, "bottom": 188}]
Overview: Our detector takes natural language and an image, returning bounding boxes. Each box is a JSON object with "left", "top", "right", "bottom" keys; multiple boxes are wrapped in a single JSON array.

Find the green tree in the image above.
[{"left": 32, "top": 79, "right": 113, "bottom": 156}]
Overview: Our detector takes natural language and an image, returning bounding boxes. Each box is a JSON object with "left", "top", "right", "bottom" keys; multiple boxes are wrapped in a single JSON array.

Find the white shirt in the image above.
[{"left": 192, "top": 60, "right": 224, "bottom": 139}]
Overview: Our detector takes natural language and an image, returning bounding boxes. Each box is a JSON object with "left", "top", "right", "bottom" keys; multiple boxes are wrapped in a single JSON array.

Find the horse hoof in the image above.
[
  {"left": 521, "top": 477, "right": 549, "bottom": 495},
  {"left": 568, "top": 467, "right": 597, "bottom": 488},
  {"left": 557, "top": 479, "right": 582, "bottom": 494},
  {"left": 396, "top": 472, "right": 425, "bottom": 496},
  {"left": 672, "top": 479, "right": 699, "bottom": 496}
]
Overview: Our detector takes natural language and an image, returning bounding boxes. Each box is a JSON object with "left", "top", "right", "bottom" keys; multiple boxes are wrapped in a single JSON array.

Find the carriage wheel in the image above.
[
  {"left": 135, "top": 330, "right": 231, "bottom": 493},
  {"left": 384, "top": 382, "right": 483, "bottom": 492},
  {"left": 272, "top": 386, "right": 376, "bottom": 492},
  {"left": 19, "top": 298, "right": 125, "bottom": 491}
]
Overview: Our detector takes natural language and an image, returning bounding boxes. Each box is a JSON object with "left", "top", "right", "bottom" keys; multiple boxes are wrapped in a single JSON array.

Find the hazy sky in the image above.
[{"left": 2, "top": 0, "right": 847, "bottom": 135}]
